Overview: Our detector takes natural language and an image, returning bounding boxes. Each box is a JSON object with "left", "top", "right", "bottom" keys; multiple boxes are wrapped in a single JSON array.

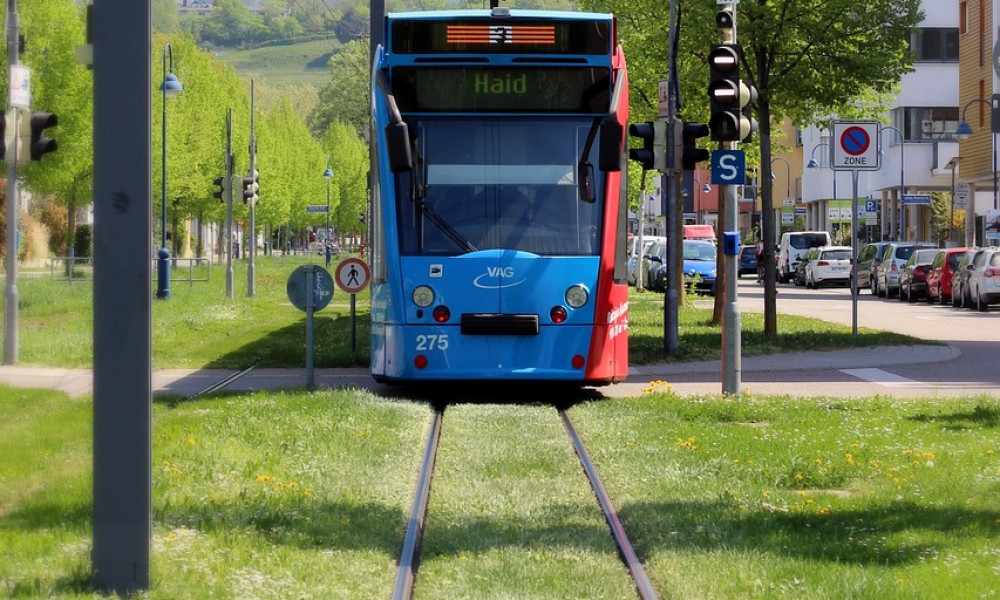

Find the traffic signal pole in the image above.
[
  {"left": 4, "top": 0, "right": 19, "bottom": 365},
  {"left": 664, "top": 0, "right": 680, "bottom": 354}
]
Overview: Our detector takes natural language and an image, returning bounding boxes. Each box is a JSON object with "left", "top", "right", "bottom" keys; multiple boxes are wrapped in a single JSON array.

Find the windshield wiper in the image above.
[{"left": 416, "top": 199, "right": 477, "bottom": 253}]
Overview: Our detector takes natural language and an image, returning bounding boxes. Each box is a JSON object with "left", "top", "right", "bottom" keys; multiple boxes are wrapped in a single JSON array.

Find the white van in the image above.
[{"left": 777, "top": 231, "right": 832, "bottom": 283}]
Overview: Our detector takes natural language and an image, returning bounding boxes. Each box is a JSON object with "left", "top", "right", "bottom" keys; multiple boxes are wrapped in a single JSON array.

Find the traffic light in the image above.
[
  {"left": 241, "top": 169, "right": 259, "bottom": 204},
  {"left": 679, "top": 121, "right": 710, "bottom": 170},
  {"left": 707, "top": 44, "right": 755, "bottom": 142},
  {"left": 18, "top": 109, "right": 58, "bottom": 162},
  {"left": 0, "top": 110, "right": 7, "bottom": 161},
  {"left": 628, "top": 119, "right": 667, "bottom": 171},
  {"left": 212, "top": 176, "right": 229, "bottom": 202}
]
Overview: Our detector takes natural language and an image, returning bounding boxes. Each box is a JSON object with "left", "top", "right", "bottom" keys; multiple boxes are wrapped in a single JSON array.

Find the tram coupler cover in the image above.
[{"left": 723, "top": 231, "right": 739, "bottom": 256}]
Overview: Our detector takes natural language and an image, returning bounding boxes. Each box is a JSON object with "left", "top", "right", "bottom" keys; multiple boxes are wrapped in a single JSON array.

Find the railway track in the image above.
[{"left": 392, "top": 405, "right": 657, "bottom": 600}]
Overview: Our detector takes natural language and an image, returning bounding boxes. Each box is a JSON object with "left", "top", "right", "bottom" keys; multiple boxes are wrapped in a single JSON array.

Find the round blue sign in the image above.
[
  {"left": 286, "top": 265, "right": 334, "bottom": 312},
  {"left": 840, "top": 127, "right": 870, "bottom": 156}
]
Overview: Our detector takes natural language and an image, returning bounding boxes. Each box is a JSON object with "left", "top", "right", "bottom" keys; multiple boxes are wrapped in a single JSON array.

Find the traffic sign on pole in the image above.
[{"left": 831, "top": 121, "right": 880, "bottom": 171}]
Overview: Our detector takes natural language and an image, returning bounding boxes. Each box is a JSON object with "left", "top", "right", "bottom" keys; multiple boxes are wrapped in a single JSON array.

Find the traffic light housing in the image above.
[
  {"left": 18, "top": 109, "right": 58, "bottom": 162},
  {"left": 212, "top": 176, "right": 229, "bottom": 202},
  {"left": 679, "top": 121, "right": 710, "bottom": 170},
  {"left": 0, "top": 110, "right": 7, "bottom": 161},
  {"left": 708, "top": 44, "right": 756, "bottom": 142},
  {"left": 628, "top": 119, "right": 667, "bottom": 171},
  {"left": 242, "top": 169, "right": 259, "bottom": 204}
]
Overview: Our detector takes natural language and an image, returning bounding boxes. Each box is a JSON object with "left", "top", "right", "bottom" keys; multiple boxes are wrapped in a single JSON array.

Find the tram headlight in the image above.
[
  {"left": 565, "top": 284, "right": 589, "bottom": 309},
  {"left": 412, "top": 285, "right": 435, "bottom": 308}
]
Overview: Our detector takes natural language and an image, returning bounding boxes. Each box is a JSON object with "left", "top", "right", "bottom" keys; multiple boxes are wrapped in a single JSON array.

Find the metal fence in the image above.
[{"left": 48, "top": 256, "right": 212, "bottom": 288}]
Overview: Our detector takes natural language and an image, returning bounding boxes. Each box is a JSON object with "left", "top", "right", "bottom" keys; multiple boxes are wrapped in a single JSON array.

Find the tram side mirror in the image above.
[
  {"left": 599, "top": 121, "right": 623, "bottom": 172},
  {"left": 577, "top": 162, "right": 596, "bottom": 203},
  {"left": 385, "top": 122, "right": 413, "bottom": 173}
]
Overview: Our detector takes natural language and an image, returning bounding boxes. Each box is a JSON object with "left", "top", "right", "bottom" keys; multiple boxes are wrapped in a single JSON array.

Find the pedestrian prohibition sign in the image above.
[
  {"left": 335, "top": 257, "right": 371, "bottom": 293},
  {"left": 831, "top": 120, "right": 880, "bottom": 171}
]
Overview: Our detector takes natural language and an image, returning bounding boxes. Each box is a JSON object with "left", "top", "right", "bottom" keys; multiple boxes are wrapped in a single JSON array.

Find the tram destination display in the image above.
[{"left": 392, "top": 67, "right": 610, "bottom": 113}]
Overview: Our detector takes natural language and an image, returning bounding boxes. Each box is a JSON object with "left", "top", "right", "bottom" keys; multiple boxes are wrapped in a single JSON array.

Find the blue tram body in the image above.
[{"left": 369, "top": 8, "right": 630, "bottom": 384}]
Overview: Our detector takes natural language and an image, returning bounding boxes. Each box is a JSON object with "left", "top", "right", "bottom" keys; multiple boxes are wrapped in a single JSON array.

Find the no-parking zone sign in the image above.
[{"left": 832, "top": 121, "right": 880, "bottom": 171}]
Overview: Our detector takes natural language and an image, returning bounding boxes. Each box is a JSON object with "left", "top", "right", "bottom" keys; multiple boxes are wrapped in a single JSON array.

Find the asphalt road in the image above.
[{"left": 602, "top": 277, "right": 1000, "bottom": 399}]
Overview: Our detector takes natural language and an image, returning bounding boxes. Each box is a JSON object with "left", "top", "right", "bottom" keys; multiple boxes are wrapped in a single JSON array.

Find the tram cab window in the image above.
[{"left": 397, "top": 118, "right": 605, "bottom": 256}]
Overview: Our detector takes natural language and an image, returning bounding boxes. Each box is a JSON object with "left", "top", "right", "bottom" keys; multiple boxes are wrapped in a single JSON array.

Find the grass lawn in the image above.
[
  {"left": 2, "top": 254, "right": 920, "bottom": 370},
  {"left": 217, "top": 38, "right": 338, "bottom": 88},
  {"left": 1, "top": 389, "right": 998, "bottom": 598}
]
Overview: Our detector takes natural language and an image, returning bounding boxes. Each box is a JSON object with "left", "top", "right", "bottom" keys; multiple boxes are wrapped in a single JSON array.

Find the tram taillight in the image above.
[
  {"left": 550, "top": 306, "right": 568, "bottom": 323},
  {"left": 432, "top": 306, "right": 450, "bottom": 323}
]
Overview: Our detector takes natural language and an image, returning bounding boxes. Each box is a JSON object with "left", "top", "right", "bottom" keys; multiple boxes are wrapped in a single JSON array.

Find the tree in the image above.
[
  {"left": 583, "top": 0, "right": 923, "bottom": 335},
  {"left": 322, "top": 120, "right": 368, "bottom": 243},
  {"left": 308, "top": 39, "right": 370, "bottom": 139}
]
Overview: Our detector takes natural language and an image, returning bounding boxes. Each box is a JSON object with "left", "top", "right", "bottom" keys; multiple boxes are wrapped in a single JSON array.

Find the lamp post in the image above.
[
  {"left": 879, "top": 126, "right": 905, "bottom": 241},
  {"left": 323, "top": 158, "right": 333, "bottom": 248},
  {"left": 955, "top": 96, "right": 998, "bottom": 211},
  {"left": 955, "top": 96, "right": 998, "bottom": 246},
  {"left": 157, "top": 43, "right": 183, "bottom": 299},
  {"left": 771, "top": 155, "right": 791, "bottom": 232},
  {"left": 946, "top": 156, "right": 963, "bottom": 244},
  {"left": 807, "top": 143, "right": 836, "bottom": 234}
]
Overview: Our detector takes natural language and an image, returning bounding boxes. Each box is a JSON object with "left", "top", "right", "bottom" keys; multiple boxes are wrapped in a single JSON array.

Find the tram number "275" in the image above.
[{"left": 415, "top": 334, "right": 450, "bottom": 351}]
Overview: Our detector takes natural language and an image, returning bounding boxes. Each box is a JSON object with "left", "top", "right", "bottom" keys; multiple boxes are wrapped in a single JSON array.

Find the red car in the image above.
[{"left": 926, "top": 247, "right": 968, "bottom": 304}]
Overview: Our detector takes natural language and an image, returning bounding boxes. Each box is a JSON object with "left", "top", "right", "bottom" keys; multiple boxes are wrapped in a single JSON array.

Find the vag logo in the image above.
[{"left": 473, "top": 266, "right": 525, "bottom": 289}]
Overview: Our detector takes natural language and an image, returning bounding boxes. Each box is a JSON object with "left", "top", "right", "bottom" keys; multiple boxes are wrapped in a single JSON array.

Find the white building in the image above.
[{"left": 797, "top": 1, "right": 960, "bottom": 243}]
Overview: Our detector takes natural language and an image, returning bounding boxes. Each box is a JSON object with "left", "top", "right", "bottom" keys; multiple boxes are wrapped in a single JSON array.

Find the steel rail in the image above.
[
  {"left": 391, "top": 408, "right": 443, "bottom": 600},
  {"left": 559, "top": 409, "right": 659, "bottom": 600},
  {"left": 190, "top": 365, "right": 256, "bottom": 399}
]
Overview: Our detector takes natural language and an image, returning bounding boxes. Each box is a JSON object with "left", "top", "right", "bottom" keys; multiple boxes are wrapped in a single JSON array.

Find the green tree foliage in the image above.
[
  {"left": 582, "top": 0, "right": 923, "bottom": 333},
  {"left": 322, "top": 120, "right": 369, "bottom": 239},
  {"left": 308, "top": 39, "right": 370, "bottom": 139}
]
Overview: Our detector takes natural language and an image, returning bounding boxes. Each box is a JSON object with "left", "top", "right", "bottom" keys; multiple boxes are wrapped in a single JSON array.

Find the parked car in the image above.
[
  {"left": 627, "top": 235, "right": 666, "bottom": 286},
  {"left": 647, "top": 240, "right": 718, "bottom": 295},
  {"left": 876, "top": 242, "right": 936, "bottom": 298},
  {"left": 804, "top": 246, "right": 852, "bottom": 288},
  {"left": 777, "top": 231, "right": 831, "bottom": 283},
  {"left": 967, "top": 247, "right": 1000, "bottom": 311},
  {"left": 680, "top": 239, "right": 718, "bottom": 294},
  {"left": 738, "top": 245, "right": 758, "bottom": 278},
  {"left": 898, "top": 248, "right": 939, "bottom": 302},
  {"left": 857, "top": 241, "right": 890, "bottom": 294},
  {"left": 951, "top": 248, "right": 985, "bottom": 308},
  {"left": 793, "top": 247, "right": 819, "bottom": 287},
  {"left": 925, "top": 247, "right": 968, "bottom": 304}
]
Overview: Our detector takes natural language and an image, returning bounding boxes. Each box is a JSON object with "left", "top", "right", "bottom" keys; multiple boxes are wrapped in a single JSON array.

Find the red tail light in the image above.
[
  {"left": 432, "top": 305, "right": 450, "bottom": 323},
  {"left": 817, "top": 261, "right": 830, "bottom": 267},
  {"left": 550, "top": 306, "right": 567, "bottom": 323},
  {"left": 986, "top": 268, "right": 999, "bottom": 278}
]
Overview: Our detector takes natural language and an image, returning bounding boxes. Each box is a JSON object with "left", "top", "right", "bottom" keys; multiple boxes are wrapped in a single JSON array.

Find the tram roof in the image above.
[{"left": 386, "top": 9, "right": 613, "bottom": 22}]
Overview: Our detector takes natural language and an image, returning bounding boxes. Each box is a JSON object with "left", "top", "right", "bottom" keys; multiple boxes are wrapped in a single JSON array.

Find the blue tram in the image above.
[{"left": 369, "top": 8, "right": 630, "bottom": 384}]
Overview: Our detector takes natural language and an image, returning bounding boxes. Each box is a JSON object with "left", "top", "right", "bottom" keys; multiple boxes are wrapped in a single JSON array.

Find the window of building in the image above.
[
  {"left": 898, "top": 107, "right": 960, "bottom": 141},
  {"left": 911, "top": 28, "right": 959, "bottom": 61}
]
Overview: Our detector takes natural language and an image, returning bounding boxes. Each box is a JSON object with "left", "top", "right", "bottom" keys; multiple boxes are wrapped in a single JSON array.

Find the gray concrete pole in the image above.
[
  {"left": 92, "top": 0, "right": 153, "bottom": 591},
  {"left": 4, "top": 0, "right": 20, "bottom": 365}
]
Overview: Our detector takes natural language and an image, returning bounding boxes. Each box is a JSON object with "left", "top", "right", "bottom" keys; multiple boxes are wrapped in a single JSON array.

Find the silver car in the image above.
[
  {"left": 967, "top": 247, "right": 1000, "bottom": 311},
  {"left": 876, "top": 242, "right": 936, "bottom": 298}
]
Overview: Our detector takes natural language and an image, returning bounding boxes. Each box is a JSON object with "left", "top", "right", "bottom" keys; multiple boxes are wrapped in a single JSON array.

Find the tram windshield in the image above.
[{"left": 396, "top": 117, "right": 605, "bottom": 256}]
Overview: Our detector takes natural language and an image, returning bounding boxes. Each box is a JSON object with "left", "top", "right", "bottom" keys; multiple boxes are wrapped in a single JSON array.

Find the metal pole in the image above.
[
  {"left": 156, "top": 44, "right": 171, "bottom": 299},
  {"left": 664, "top": 0, "right": 679, "bottom": 354},
  {"left": 92, "top": 0, "right": 153, "bottom": 589},
  {"left": 225, "top": 109, "right": 234, "bottom": 298},
  {"left": 720, "top": 2, "right": 740, "bottom": 397},
  {"left": 305, "top": 266, "right": 315, "bottom": 389},
  {"left": 851, "top": 170, "right": 859, "bottom": 336},
  {"left": 4, "top": 0, "right": 20, "bottom": 364},
  {"left": 247, "top": 79, "right": 256, "bottom": 297}
]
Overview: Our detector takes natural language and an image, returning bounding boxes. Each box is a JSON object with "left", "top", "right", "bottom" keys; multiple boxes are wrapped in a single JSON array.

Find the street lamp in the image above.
[
  {"left": 157, "top": 43, "right": 183, "bottom": 299},
  {"left": 323, "top": 158, "right": 333, "bottom": 248},
  {"left": 771, "top": 156, "right": 791, "bottom": 232},
  {"left": 879, "top": 126, "right": 905, "bottom": 241},
  {"left": 808, "top": 143, "right": 836, "bottom": 233},
  {"left": 955, "top": 95, "right": 998, "bottom": 212},
  {"left": 946, "top": 156, "right": 963, "bottom": 244}
]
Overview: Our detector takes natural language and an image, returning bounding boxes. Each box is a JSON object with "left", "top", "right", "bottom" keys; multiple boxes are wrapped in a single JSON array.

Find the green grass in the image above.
[
  {"left": 3, "top": 255, "right": 920, "bottom": 370},
  {"left": 217, "top": 38, "right": 338, "bottom": 88},
  {"left": 570, "top": 393, "right": 1000, "bottom": 599},
  {"left": 2, "top": 389, "right": 998, "bottom": 598}
]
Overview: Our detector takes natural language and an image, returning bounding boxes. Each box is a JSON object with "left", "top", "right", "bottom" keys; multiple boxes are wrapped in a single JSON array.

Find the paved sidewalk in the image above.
[{"left": 0, "top": 344, "right": 960, "bottom": 399}]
